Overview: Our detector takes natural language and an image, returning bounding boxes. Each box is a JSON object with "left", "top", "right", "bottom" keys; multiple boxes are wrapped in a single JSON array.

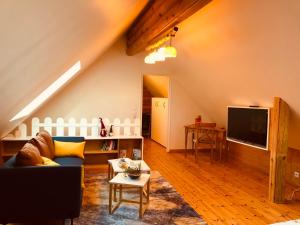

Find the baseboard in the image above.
[{"left": 168, "top": 149, "right": 192, "bottom": 153}]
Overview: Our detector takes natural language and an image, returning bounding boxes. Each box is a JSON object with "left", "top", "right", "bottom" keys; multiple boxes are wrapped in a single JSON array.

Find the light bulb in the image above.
[
  {"left": 164, "top": 46, "right": 177, "bottom": 58},
  {"left": 144, "top": 55, "right": 155, "bottom": 64},
  {"left": 153, "top": 50, "right": 165, "bottom": 61}
]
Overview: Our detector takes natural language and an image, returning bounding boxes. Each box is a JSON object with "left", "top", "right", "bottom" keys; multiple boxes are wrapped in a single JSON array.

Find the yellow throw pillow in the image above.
[
  {"left": 39, "top": 156, "right": 60, "bottom": 166},
  {"left": 54, "top": 141, "right": 85, "bottom": 159}
]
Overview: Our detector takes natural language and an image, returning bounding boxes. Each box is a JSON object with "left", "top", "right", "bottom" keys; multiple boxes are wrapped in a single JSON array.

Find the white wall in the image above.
[
  {"left": 30, "top": 39, "right": 143, "bottom": 122},
  {"left": 27, "top": 38, "right": 208, "bottom": 150},
  {"left": 164, "top": 0, "right": 300, "bottom": 150},
  {"left": 143, "top": 75, "right": 169, "bottom": 97},
  {"left": 0, "top": 0, "right": 147, "bottom": 139},
  {"left": 169, "top": 78, "right": 211, "bottom": 149}
]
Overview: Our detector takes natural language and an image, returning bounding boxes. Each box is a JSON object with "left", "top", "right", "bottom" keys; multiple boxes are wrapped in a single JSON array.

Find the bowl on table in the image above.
[{"left": 125, "top": 163, "right": 141, "bottom": 179}]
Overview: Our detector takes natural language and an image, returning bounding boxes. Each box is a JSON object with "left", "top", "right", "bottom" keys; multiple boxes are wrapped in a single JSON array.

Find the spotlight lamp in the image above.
[{"left": 144, "top": 26, "right": 178, "bottom": 64}]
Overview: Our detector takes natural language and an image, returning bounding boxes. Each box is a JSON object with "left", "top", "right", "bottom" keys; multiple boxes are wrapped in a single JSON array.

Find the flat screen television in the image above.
[{"left": 226, "top": 106, "right": 270, "bottom": 150}]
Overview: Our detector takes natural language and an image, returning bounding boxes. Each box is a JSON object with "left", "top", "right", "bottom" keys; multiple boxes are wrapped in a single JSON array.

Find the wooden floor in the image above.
[
  {"left": 143, "top": 139, "right": 300, "bottom": 225},
  {"left": 88, "top": 139, "right": 300, "bottom": 225}
]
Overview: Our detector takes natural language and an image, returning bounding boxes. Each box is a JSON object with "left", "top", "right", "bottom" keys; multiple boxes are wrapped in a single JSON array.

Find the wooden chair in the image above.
[{"left": 193, "top": 123, "right": 217, "bottom": 162}]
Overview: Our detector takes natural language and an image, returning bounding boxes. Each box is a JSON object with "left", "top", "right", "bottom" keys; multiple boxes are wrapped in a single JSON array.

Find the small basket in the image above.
[{"left": 125, "top": 162, "right": 141, "bottom": 179}]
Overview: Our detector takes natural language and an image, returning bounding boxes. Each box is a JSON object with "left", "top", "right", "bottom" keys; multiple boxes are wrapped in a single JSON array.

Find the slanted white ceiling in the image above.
[
  {"left": 163, "top": 0, "right": 300, "bottom": 149},
  {"left": 143, "top": 75, "right": 169, "bottom": 98},
  {"left": 0, "top": 0, "right": 147, "bottom": 138}
]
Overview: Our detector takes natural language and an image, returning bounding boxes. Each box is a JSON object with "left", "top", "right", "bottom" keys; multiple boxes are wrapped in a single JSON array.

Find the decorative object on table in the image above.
[
  {"left": 125, "top": 162, "right": 141, "bottom": 179},
  {"left": 99, "top": 117, "right": 107, "bottom": 137},
  {"left": 132, "top": 148, "right": 142, "bottom": 160},
  {"left": 118, "top": 158, "right": 129, "bottom": 170},
  {"left": 119, "top": 149, "right": 127, "bottom": 158},
  {"left": 109, "top": 125, "right": 113, "bottom": 136},
  {"left": 108, "top": 158, "right": 150, "bottom": 180},
  {"left": 195, "top": 115, "right": 202, "bottom": 125}
]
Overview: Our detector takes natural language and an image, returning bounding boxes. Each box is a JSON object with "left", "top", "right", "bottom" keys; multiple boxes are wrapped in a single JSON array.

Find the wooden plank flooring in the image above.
[
  {"left": 87, "top": 139, "right": 300, "bottom": 225},
  {"left": 142, "top": 139, "right": 300, "bottom": 225}
]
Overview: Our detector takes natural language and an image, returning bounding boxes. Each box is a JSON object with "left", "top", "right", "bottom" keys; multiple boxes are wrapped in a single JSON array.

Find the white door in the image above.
[{"left": 151, "top": 97, "right": 168, "bottom": 147}]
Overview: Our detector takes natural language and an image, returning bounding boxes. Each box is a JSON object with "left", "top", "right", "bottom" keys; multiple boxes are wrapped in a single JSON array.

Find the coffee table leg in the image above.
[
  {"left": 139, "top": 187, "right": 143, "bottom": 219},
  {"left": 108, "top": 163, "right": 111, "bottom": 180},
  {"left": 109, "top": 184, "right": 112, "bottom": 214},
  {"left": 114, "top": 184, "right": 117, "bottom": 202},
  {"left": 119, "top": 185, "right": 122, "bottom": 202},
  {"left": 113, "top": 172, "right": 117, "bottom": 202},
  {"left": 147, "top": 180, "right": 150, "bottom": 203}
]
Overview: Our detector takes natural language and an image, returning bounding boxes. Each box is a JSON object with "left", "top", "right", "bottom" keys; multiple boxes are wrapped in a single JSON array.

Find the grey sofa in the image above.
[{"left": 0, "top": 136, "right": 84, "bottom": 225}]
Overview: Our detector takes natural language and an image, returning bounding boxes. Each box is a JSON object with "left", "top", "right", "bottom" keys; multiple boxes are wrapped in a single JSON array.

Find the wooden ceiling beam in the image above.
[{"left": 126, "top": 0, "right": 212, "bottom": 56}]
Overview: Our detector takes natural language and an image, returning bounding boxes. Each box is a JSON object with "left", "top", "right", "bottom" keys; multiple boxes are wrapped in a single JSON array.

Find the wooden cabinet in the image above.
[{"left": 1, "top": 136, "right": 144, "bottom": 165}]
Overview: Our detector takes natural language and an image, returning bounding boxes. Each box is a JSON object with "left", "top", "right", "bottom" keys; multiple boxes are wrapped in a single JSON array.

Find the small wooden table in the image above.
[
  {"left": 184, "top": 124, "right": 227, "bottom": 161},
  {"left": 109, "top": 173, "right": 150, "bottom": 219},
  {"left": 107, "top": 158, "right": 151, "bottom": 202}
]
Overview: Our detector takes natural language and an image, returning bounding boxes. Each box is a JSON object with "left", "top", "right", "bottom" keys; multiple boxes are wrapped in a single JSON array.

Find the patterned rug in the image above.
[{"left": 69, "top": 171, "right": 207, "bottom": 225}]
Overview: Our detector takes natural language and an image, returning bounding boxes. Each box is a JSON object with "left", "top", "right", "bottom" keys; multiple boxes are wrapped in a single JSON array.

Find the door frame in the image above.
[{"left": 141, "top": 74, "right": 171, "bottom": 152}]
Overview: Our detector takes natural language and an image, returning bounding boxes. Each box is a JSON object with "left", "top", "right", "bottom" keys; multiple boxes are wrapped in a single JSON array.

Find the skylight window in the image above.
[{"left": 10, "top": 61, "right": 81, "bottom": 122}]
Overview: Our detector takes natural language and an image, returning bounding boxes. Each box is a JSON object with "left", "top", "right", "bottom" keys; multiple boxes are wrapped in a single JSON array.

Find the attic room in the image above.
[{"left": 0, "top": 0, "right": 300, "bottom": 224}]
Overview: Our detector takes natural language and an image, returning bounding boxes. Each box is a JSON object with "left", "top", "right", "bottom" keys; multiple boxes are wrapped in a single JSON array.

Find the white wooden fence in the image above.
[{"left": 15, "top": 117, "right": 141, "bottom": 138}]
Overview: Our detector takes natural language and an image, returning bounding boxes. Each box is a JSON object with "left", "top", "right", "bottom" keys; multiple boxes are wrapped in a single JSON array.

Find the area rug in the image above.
[{"left": 69, "top": 171, "right": 207, "bottom": 225}]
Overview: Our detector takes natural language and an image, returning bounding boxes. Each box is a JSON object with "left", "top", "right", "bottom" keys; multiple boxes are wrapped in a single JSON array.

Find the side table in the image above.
[
  {"left": 109, "top": 173, "right": 150, "bottom": 219},
  {"left": 107, "top": 158, "right": 151, "bottom": 202}
]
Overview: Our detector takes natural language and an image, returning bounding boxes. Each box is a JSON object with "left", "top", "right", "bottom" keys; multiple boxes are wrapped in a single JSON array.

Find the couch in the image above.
[{"left": 0, "top": 136, "right": 84, "bottom": 225}]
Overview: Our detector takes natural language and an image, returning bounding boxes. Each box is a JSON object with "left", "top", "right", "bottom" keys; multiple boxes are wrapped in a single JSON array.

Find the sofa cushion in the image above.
[
  {"left": 30, "top": 136, "right": 53, "bottom": 159},
  {"left": 15, "top": 143, "right": 43, "bottom": 166},
  {"left": 54, "top": 157, "right": 83, "bottom": 166},
  {"left": 52, "top": 136, "right": 85, "bottom": 143},
  {"left": 54, "top": 141, "right": 85, "bottom": 159},
  {"left": 40, "top": 156, "right": 60, "bottom": 166},
  {"left": 37, "top": 130, "right": 54, "bottom": 159}
]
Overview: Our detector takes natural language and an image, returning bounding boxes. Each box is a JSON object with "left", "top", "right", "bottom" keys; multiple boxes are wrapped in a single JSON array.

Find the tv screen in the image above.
[{"left": 227, "top": 106, "right": 269, "bottom": 150}]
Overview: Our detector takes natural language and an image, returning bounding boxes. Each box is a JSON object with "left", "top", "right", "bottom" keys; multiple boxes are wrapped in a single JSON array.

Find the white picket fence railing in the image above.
[{"left": 15, "top": 117, "right": 141, "bottom": 138}]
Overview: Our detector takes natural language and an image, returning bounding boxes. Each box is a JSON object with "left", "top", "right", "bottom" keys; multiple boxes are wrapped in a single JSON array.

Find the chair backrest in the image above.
[{"left": 196, "top": 123, "right": 217, "bottom": 144}]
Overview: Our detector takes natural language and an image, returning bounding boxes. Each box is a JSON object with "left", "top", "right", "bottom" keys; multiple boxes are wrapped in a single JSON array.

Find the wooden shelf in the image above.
[
  {"left": 84, "top": 150, "right": 118, "bottom": 155},
  {"left": 1, "top": 135, "right": 144, "bottom": 165},
  {"left": 3, "top": 152, "right": 14, "bottom": 157},
  {"left": 1, "top": 137, "right": 31, "bottom": 141},
  {"left": 1, "top": 135, "right": 143, "bottom": 141},
  {"left": 84, "top": 136, "right": 143, "bottom": 140}
]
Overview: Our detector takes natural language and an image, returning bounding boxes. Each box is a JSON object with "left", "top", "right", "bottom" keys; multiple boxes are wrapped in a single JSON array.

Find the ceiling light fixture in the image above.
[{"left": 144, "top": 26, "right": 178, "bottom": 64}]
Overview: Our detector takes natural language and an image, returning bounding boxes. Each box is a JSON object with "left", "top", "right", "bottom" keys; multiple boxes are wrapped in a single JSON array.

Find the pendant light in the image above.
[{"left": 144, "top": 26, "right": 178, "bottom": 64}]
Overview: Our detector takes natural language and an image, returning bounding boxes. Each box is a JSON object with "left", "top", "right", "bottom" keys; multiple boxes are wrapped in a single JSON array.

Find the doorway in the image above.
[{"left": 142, "top": 75, "right": 170, "bottom": 150}]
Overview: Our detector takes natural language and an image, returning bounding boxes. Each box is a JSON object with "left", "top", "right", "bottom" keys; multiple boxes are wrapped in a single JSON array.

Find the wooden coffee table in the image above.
[{"left": 109, "top": 173, "right": 150, "bottom": 218}]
